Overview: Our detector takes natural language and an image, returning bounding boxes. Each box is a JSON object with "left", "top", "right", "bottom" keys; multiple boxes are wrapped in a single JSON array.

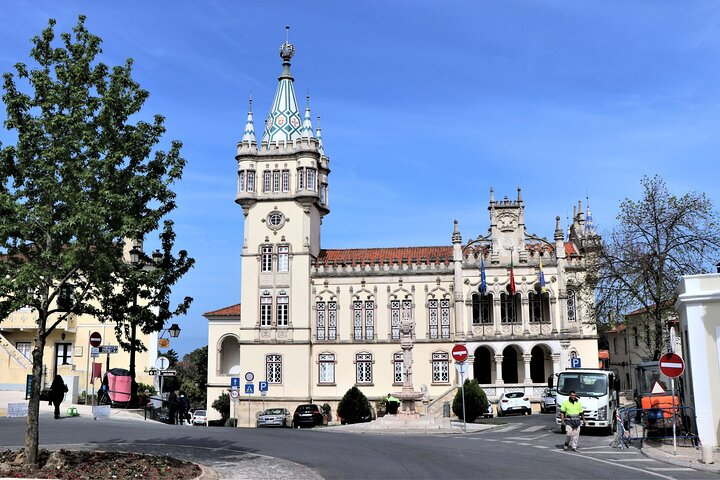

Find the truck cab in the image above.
[{"left": 553, "top": 369, "right": 619, "bottom": 433}]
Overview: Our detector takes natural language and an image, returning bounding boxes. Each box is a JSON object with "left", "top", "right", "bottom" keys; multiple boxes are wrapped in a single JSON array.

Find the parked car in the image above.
[
  {"left": 191, "top": 409, "right": 208, "bottom": 426},
  {"left": 497, "top": 392, "right": 532, "bottom": 416},
  {"left": 482, "top": 402, "right": 494, "bottom": 418},
  {"left": 293, "top": 404, "right": 324, "bottom": 428},
  {"left": 256, "top": 408, "right": 292, "bottom": 428},
  {"left": 540, "top": 388, "right": 557, "bottom": 413}
]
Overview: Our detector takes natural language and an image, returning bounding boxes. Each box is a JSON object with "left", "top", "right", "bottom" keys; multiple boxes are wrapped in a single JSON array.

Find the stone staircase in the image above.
[
  {"left": 0, "top": 332, "right": 33, "bottom": 369},
  {"left": 426, "top": 385, "right": 458, "bottom": 417}
]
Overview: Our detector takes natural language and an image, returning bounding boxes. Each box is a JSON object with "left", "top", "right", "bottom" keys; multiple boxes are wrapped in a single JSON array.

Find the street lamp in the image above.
[{"left": 166, "top": 323, "right": 181, "bottom": 338}]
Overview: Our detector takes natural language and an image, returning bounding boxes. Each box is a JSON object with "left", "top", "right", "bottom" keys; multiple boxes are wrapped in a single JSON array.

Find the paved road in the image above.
[{"left": 0, "top": 412, "right": 715, "bottom": 479}]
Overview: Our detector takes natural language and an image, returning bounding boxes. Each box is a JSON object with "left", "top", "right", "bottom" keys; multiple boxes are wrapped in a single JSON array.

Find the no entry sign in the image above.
[
  {"left": 452, "top": 344, "right": 469, "bottom": 363},
  {"left": 659, "top": 352, "right": 685, "bottom": 378},
  {"left": 89, "top": 332, "right": 102, "bottom": 348}
]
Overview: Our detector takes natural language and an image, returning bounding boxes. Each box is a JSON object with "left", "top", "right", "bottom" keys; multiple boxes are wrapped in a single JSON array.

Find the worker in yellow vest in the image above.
[{"left": 560, "top": 390, "right": 586, "bottom": 452}]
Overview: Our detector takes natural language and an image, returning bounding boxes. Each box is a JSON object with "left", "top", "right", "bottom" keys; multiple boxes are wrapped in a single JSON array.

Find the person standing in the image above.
[
  {"left": 560, "top": 390, "right": 586, "bottom": 451},
  {"left": 167, "top": 390, "right": 178, "bottom": 425},
  {"left": 49, "top": 375, "right": 68, "bottom": 419}
]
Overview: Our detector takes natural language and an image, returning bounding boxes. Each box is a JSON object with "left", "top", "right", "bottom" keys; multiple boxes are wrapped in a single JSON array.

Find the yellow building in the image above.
[{"left": 205, "top": 39, "right": 601, "bottom": 425}]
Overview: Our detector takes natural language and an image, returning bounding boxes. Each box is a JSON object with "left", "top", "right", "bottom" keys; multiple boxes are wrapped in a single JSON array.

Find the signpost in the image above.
[
  {"left": 245, "top": 380, "right": 254, "bottom": 427},
  {"left": 99, "top": 345, "right": 118, "bottom": 354},
  {"left": 452, "top": 345, "right": 469, "bottom": 433},
  {"left": 86, "top": 332, "right": 102, "bottom": 405},
  {"left": 570, "top": 357, "right": 582, "bottom": 369},
  {"left": 659, "top": 350, "right": 685, "bottom": 455}
]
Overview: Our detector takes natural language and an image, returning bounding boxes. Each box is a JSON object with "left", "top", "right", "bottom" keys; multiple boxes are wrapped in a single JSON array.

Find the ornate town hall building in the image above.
[{"left": 205, "top": 39, "right": 601, "bottom": 424}]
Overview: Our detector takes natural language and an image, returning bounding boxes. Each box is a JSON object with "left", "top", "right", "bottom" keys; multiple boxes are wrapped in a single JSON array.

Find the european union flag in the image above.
[
  {"left": 479, "top": 257, "right": 487, "bottom": 294},
  {"left": 539, "top": 257, "right": 546, "bottom": 293}
]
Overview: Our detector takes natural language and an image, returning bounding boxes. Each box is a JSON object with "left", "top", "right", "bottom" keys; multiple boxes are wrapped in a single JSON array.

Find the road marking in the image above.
[
  {"left": 581, "top": 445, "right": 610, "bottom": 450},
  {"left": 520, "top": 425, "right": 546, "bottom": 432},
  {"left": 533, "top": 445, "right": 550, "bottom": 449},
  {"left": 492, "top": 424, "right": 522, "bottom": 433},
  {"left": 551, "top": 450, "right": 675, "bottom": 480},
  {"left": 616, "top": 459, "right": 656, "bottom": 462},
  {"left": 580, "top": 451, "right": 640, "bottom": 455},
  {"left": 484, "top": 439, "right": 499, "bottom": 442},
  {"left": 507, "top": 434, "right": 549, "bottom": 441},
  {"left": 501, "top": 440, "right": 514, "bottom": 444},
  {"left": 647, "top": 467, "right": 695, "bottom": 472}
]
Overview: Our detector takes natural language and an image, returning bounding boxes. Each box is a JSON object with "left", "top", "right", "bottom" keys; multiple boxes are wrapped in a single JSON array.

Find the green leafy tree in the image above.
[
  {"left": 452, "top": 379, "right": 488, "bottom": 422},
  {"left": 212, "top": 392, "right": 230, "bottom": 421},
  {"left": 337, "top": 386, "right": 371, "bottom": 424},
  {"left": 0, "top": 17, "right": 192, "bottom": 465},
  {"left": 175, "top": 346, "right": 208, "bottom": 408},
  {"left": 596, "top": 175, "right": 720, "bottom": 360}
]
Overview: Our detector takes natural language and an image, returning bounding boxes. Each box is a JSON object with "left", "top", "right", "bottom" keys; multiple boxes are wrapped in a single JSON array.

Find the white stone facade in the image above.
[{"left": 205, "top": 41, "right": 601, "bottom": 425}]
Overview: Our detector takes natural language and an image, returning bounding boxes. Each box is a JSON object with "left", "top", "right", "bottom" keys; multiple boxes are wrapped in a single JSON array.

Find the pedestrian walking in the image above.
[
  {"left": 560, "top": 390, "right": 586, "bottom": 452},
  {"left": 167, "top": 390, "right": 178, "bottom": 424},
  {"left": 49, "top": 375, "right": 68, "bottom": 419},
  {"left": 179, "top": 392, "right": 190, "bottom": 425}
]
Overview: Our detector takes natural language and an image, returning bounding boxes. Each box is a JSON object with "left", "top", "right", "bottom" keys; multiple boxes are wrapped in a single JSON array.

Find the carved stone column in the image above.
[
  {"left": 493, "top": 296, "right": 502, "bottom": 335},
  {"left": 521, "top": 294, "right": 530, "bottom": 336},
  {"left": 523, "top": 353, "right": 533, "bottom": 384},
  {"left": 549, "top": 295, "right": 558, "bottom": 335},
  {"left": 494, "top": 354, "right": 504, "bottom": 385}
]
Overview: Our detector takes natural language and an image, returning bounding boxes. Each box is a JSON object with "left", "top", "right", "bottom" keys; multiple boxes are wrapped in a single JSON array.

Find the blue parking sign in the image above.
[
  {"left": 259, "top": 381, "right": 269, "bottom": 392},
  {"left": 231, "top": 377, "right": 240, "bottom": 388},
  {"left": 570, "top": 357, "right": 582, "bottom": 369},
  {"left": 245, "top": 383, "right": 254, "bottom": 394}
]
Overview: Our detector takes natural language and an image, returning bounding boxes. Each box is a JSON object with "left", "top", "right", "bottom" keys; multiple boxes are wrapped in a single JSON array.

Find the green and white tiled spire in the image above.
[
  {"left": 261, "top": 36, "right": 302, "bottom": 144},
  {"left": 241, "top": 97, "right": 256, "bottom": 146}
]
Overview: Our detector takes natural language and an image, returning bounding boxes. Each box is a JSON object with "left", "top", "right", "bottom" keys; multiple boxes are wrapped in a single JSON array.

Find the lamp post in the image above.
[
  {"left": 157, "top": 323, "right": 181, "bottom": 402},
  {"left": 128, "top": 244, "right": 163, "bottom": 406}
]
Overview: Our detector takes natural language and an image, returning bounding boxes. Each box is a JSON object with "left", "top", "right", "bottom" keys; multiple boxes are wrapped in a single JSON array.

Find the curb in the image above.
[
  {"left": 196, "top": 463, "right": 219, "bottom": 480},
  {"left": 641, "top": 445, "right": 720, "bottom": 474}
]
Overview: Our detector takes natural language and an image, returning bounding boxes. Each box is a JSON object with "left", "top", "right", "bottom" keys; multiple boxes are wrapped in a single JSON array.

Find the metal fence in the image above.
[{"left": 611, "top": 405, "right": 699, "bottom": 448}]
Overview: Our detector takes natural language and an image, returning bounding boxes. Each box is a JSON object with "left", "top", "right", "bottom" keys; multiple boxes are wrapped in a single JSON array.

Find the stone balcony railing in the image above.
[
  {"left": 0, "top": 332, "right": 33, "bottom": 369},
  {"left": 2, "top": 310, "right": 77, "bottom": 332}
]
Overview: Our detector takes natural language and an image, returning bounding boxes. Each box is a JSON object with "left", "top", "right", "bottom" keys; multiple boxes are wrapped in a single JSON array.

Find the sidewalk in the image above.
[
  {"left": 321, "top": 414, "right": 500, "bottom": 434},
  {"left": 641, "top": 439, "right": 720, "bottom": 474},
  {"left": 0, "top": 389, "right": 147, "bottom": 422}
]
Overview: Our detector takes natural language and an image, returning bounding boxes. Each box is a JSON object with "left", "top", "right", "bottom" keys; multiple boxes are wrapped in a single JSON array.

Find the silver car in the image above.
[
  {"left": 256, "top": 407, "right": 292, "bottom": 428},
  {"left": 540, "top": 388, "right": 557, "bottom": 413}
]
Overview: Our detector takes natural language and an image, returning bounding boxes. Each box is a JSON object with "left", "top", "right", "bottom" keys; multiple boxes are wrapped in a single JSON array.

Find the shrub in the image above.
[
  {"left": 337, "top": 386, "right": 371, "bottom": 424},
  {"left": 452, "top": 379, "right": 488, "bottom": 423},
  {"left": 224, "top": 417, "right": 237, "bottom": 427},
  {"left": 137, "top": 383, "right": 157, "bottom": 396},
  {"left": 212, "top": 392, "right": 230, "bottom": 420}
]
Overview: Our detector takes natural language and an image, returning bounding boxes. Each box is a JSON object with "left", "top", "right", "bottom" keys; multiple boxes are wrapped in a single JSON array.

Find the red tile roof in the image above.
[
  {"left": 316, "top": 247, "right": 453, "bottom": 266},
  {"left": 204, "top": 303, "right": 241, "bottom": 316},
  {"left": 607, "top": 324, "right": 626, "bottom": 333},
  {"left": 564, "top": 242, "right": 578, "bottom": 256}
]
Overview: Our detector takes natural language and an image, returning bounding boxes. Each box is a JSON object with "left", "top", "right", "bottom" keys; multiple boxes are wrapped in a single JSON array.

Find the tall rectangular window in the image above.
[
  {"left": 277, "top": 245, "right": 289, "bottom": 272},
  {"left": 266, "top": 354, "right": 282, "bottom": 383},
  {"left": 16, "top": 342, "right": 31, "bottom": 360},
  {"left": 297, "top": 168, "right": 305, "bottom": 190},
  {"left": 356, "top": 352, "right": 372, "bottom": 384},
  {"left": 247, "top": 171, "right": 255, "bottom": 192},
  {"left": 281, "top": 170, "right": 290, "bottom": 192},
  {"left": 261, "top": 245, "right": 273, "bottom": 272},
  {"left": 319, "top": 353, "right": 335, "bottom": 384},
  {"left": 428, "top": 299, "right": 439, "bottom": 339},
  {"left": 272, "top": 170, "right": 280, "bottom": 193},
  {"left": 263, "top": 170, "right": 271, "bottom": 192},
  {"left": 365, "top": 301, "right": 374, "bottom": 340},
  {"left": 316, "top": 302, "right": 326, "bottom": 340},
  {"left": 56, "top": 343, "right": 72, "bottom": 366},
  {"left": 328, "top": 301, "right": 337, "bottom": 340},
  {"left": 307, "top": 168, "right": 316, "bottom": 191},
  {"left": 567, "top": 289, "right": 577, "bottom": 322},
  {"left": 393, "top": 352, "right": 404, "bottom": 384},
  {"left": 432, "top": 352, "right": 450, "bottom": 383},
  {"left": 260, "top": 296, "right": 272, "bottom": 326},
  {"left": 238, "top": 171, "right": 245, "bottom": 192},
  {"left": 276, "top": 296, "right": 289, "bottom": 326},
  {"left": 353, "top": 301, "right": 363, "bottom": 340},
  {"left": 440, "top": 299, "right": 450, "bottom": 338},
  {"left": 390, "top": 300, "right": 401, "bottom": 340},
  {"left": 501, "top": 294, "right": 518, "bottom": 324}
]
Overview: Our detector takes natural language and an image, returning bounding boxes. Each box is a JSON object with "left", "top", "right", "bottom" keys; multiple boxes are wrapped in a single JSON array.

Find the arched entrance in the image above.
[
  {"left": 473, "top": 346, "right": 493, "bottom": 384},
  {"left": 502, "top": 345, "right": 520, "bottom": 383},
  {"left": 530, "top": 345, "right": 549, "bottom": 383}
]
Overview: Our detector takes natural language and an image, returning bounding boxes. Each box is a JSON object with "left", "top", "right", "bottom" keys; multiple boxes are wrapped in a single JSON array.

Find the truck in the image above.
[{"left": 552, "top": 368, "right": 620, "bottom": 434}]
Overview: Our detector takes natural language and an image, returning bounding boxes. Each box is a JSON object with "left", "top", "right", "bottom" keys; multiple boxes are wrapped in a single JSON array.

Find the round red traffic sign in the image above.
[
  {"left": 451, "top": 344, "right": 469, "bottom": 363},
  {"left": 659, "top": 352, "right": 685, "bottom": 378},
  {"left": 89, "top": 332, "right": 102, "bottom": 348}
]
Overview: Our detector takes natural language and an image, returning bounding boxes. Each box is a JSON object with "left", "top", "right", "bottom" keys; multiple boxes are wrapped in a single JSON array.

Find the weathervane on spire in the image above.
[{"left": 280, "top": 25, "right": 294, "bottom": 61}]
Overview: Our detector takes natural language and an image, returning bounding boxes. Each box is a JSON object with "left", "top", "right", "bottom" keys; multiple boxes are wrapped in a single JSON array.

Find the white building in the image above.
[{"left": 205, "top": 39, "right": 601, "bottom": 425}]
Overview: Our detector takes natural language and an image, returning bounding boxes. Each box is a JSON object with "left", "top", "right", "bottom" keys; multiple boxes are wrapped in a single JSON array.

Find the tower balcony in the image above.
[{"left": 0, "top": 309, "right": 78, "bottom": 333}]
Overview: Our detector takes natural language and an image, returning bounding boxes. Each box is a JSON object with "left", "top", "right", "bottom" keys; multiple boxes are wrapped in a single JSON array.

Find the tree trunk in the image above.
[{"left": 24, "top": 326, "right": 47, "bottom": 467}]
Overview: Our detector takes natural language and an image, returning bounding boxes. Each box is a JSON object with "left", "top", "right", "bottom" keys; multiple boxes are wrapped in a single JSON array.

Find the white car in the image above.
[
  {"left": 191, "top": 409, "right": 208, "bottom": 426},
  {"left": 497, "top": 392, "right": 532, "bottom": 416},
  {"left": 482, "top": 402, "right": 494, "bottom": 418},
  {"left": 256, "top": 408, "right": 293, "bottom": 428}
]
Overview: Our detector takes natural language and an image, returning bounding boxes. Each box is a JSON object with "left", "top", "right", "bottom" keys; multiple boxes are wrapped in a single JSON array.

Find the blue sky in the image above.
[{"left": 2, "top": 1, "right": 719, "bottom": 355}]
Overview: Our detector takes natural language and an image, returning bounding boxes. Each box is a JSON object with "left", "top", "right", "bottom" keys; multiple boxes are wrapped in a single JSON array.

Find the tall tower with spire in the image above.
[{"left": 235, "top": 32, "right": 330, "bottom": 356}]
